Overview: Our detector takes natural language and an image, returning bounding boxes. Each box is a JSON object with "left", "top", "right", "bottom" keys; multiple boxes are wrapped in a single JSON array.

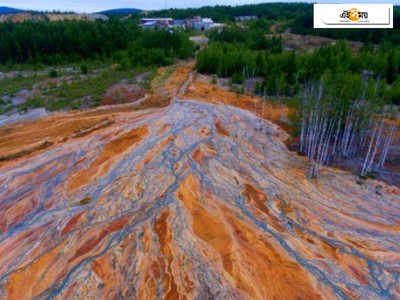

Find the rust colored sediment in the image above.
[
  {"left": 68, "top": 125, "right": 148, "bottom": 191},
  {"left": 215, "top": 120, "right": 230, "bottom": 136},
  {"left": 184, "top": 78, "right": 292, "bottom": 129},
  {"left": 0, "top": 94, "right": 399, "bottom": 300}
]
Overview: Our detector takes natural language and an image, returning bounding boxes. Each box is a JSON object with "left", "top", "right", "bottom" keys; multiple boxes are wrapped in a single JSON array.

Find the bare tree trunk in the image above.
[
  {"left": 369, "top": 121, "right": 383, "bottom": 170},
  {"left": 297, "top": 79, "right": 391, "bottom": 179},
  {"left": 361, "top": 122, "right": 378, "bottom": 176},
  {"left": 378, "top": 125, "right": 394, "bottom": 169}
]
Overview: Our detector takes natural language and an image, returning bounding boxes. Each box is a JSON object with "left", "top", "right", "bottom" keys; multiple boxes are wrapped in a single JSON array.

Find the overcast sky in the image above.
[
  {"left": 2, "top": 0, "right": 398, "bottom": 13},
  {"left": 1, "top": 0, "right": 288, "bottom": 12}
]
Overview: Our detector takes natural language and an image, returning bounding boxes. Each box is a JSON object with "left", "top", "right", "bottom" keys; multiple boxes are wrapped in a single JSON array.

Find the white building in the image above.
[
  {"left": 140, "top": 18, "right": 173, "bottom": 29},
  {"left": 187, "top": 16, "right": 216, "bottom": 31}
]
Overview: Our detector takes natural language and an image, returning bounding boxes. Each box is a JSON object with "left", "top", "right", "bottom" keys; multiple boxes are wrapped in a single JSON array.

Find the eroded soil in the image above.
[{"left": 0, "top": 63, "right": 399, "bottom": 300}]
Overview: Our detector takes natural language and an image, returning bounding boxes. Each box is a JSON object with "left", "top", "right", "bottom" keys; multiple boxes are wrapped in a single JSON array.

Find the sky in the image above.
[
  {"left": 2, "top": 0, "right": 398, "bottom": 13},
  {"left": 1, "top": 0, "right": 288, "bottom": 12}
]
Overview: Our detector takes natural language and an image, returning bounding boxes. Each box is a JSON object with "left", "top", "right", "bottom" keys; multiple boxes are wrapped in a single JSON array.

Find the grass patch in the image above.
[
  {"left": 0, "top": 64, "right": 157, "bottom": 114},
  {"left": 0, "top": 97, "right": 14, "bottom": 114},
  {"left": 359, "top": 172, "right": 377, "bottom": 180},
  {"left": 0, "top": 73, "right": 47, "bottom": 97},
  {"left": 152, "top": 65, "right": 176, "bottom": 91},
  {"left": 0, "top": 58, "right": 113, "bottom": 73},
  {"left": 43, "top": 67, "right": 150, "bottom": 111},
  {"left": 17, "top": 95, "right": 45, "bottom": 113}
]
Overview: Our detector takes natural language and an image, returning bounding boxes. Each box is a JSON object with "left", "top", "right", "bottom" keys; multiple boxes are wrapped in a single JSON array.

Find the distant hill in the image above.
[
  {"left": 99, "top": 8, "right": 141, "bottom": 16},
  {"left": 0, "top": 6, "right": 25, "bottom": 14}
]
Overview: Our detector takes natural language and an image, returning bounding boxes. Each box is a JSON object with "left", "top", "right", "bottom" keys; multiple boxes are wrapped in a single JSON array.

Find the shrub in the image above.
[
  {"left": 232, "top": 72, "right": 245, "bottom": 84},
  {"left": 80, "top": 64, "right": 88, "bottom": 74},
  {"left": 71, "top": 102, "right": 80, "bottom": 110},
  {"left": 49, "top": 69, "right": 58, "bottom": 78},
  {"left": 0, "top": 104, "right": 14, "bottom": 114},
  {"left": 359, "top": 173, "right": 377, "bottom": 180},
  {"left": 26, "top": 95, "right": 44, "bottom": 108},
  {"left": 118, "top": 57, "right": 131, "bottom": 71}
]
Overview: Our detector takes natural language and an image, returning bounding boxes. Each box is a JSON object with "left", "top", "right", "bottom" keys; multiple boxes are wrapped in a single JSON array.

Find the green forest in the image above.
[
  {"left": 197, "top": 24, "right": 400, "bottom": 105},
  {"left": 0, "top": 19, "right": 195, "bottom": 67},
  {"left": 148, "top": 3, "right": 311, "bottom": 22}
]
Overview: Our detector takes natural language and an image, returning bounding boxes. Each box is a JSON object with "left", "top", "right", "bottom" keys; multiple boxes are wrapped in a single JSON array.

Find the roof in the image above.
[
  {"left": 141, "top": 18, "right": 173, "bottom": 21},
  {"left": 141, "top": 21, "right": 156, "bottom": 25}
]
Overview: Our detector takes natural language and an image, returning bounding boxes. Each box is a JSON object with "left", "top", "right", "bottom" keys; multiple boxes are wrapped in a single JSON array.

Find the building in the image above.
[
  {"left": 139, "top": 16, "right": 221, "bottom": 31},
  {"left": 140, "top": 20, "right": 157, "bottom": 29},
  {"left": 184, "top": 16, "right": 199, "bottom": 29},
  {"left": 194, "top": 17, "right": 214, "bottom": 31},
  {"left": 173, "top": 19, "right": 186, "bottom": 28},
  {"left": 235, "top": 16, "right": 258, "bottom": 21},
  {"left": 185, "top": 16, "right": 216, "bottom": 31},
  {"left": 140, "top": 18, "right": 173, "bottom": 29},
  {"left": 210, "top": 22, "right": 225, "bottom": 30}
]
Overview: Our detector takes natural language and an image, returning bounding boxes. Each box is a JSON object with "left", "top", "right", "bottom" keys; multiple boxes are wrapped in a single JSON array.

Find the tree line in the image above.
[
  {"left": 115, "top": 29, "right": 195, "bottom": 69},
  {"left": 197, "top": 32, "right": 400, "bottom": 105},
  {"left": 0, "top": 19, "right": 195, "bottom": 67},
  {"left": 147, "top": 3, "right": 312, "bottom": 22},
  {"left": 208, "top": 25, "right": 281, "bottom": 52}
]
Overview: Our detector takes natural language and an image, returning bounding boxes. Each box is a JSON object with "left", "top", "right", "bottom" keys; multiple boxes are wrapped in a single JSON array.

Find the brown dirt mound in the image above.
[{"left": 101, "top": 83, "right": 145, "bottom": 106}]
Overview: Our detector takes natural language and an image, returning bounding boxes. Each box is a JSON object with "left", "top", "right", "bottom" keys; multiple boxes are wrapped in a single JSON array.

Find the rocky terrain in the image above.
[
  {"left": 0, "top": 64, "right": 399, "bottom": 299},
  {"left": 265, "top": 33, "right": 364, "bottom": 53}
]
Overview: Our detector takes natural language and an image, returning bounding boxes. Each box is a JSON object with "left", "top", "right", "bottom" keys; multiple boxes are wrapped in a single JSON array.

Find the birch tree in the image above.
[{"left": 298, "top": 77, "right": 393, "bottom": 178}]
